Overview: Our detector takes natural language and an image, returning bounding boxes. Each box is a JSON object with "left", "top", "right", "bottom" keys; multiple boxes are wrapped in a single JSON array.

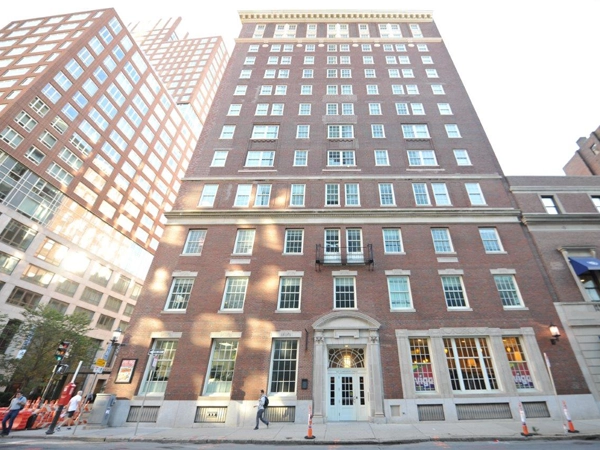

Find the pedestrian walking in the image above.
[
  {"left": 1, "top": 389, "right": 27, "bottom": 436},
  {"left": 253, "top": 389, "right": 269, "bottom": 430},
  {"left": 56, "top": 390, "right": 82, "bottom": 431}
]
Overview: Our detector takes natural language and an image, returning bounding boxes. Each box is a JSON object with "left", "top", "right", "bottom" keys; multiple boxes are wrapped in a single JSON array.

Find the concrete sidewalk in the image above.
[{"left": 6, "top": 418, "right": 600, "bottom": 445}]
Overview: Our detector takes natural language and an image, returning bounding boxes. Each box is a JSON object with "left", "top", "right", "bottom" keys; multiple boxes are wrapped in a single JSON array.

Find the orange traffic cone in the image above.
[{"left": 305, "top": 405, "right": 316, "bottom": 440}]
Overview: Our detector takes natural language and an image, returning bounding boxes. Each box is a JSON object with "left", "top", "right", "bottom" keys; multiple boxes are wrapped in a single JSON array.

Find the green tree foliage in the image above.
[{"left": 0, "top": 305, "right": 97, "bottom": 394}]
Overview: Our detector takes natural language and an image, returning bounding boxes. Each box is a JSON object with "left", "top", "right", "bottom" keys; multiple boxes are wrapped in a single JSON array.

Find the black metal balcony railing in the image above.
[{"left": 315, "top": 244, "right": 374, "bottom": 271}]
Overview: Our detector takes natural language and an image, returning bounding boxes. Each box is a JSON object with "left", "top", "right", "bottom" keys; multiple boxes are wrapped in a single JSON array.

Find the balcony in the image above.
[{"left": 315, "top": 244, "right": 374, "bottom": 271}]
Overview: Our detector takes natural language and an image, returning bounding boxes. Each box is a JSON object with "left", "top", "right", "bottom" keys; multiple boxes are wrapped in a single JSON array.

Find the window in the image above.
[
  {"left": 96, "top": 314, "right": 115, "bottom": 331},
  {"left": 327, "top": 69, "right": 338, "bottom": 78},
  {"left": 245, "top": 151, "right": 275, "bottom": 167},
  {"left": 341, "top": 85, "right": 353, "bottom": 95},
  {"left": 371, "top": 124, "right": 385, "bottom": 138},
  {"left": 244, "top": 56, "right": 256, "bottom": 65},
  {"left": 139, "top": 339, "right": 178, "bottom": 395},
  {"left": 251, "top": 125, "right": 279, "bottom": 139},
  {"left": 345, "top": 184, "right": 360, "bottom": 206},
  {"left": 211, "top": 151, "right": 228, "bottom": 167},
  {"left": 326, "top": 85, "right": 338, "bottom": 95},
  {"left": 444, "top": 337, "right": 497, "bottom": 391},
  {"left": 542, "top": 196, "right": 559, "bottom": 214},
  {"left": 327, "top": 150, "right": 355, "bottom": 167},
  {"left": 410, "top": 338, "right": 435, "bottom": 391},
  {"left": 284, "top": 229, "right": 303, "bottom": 254},
  {"left": 479, "top": 228, "right": 503, "bottom": 253},
  {"left": 412, "top": 183, "right": 431, "bottom": 206},
  {"left": 383, "top": 229, "right": 403, "bottom": 253},
  {"left": 326, "top": 103, "right": 338, "bottom": 115},
  {"left": 385, "top": 56, "right": 397, "bottom": 64},
  {"left": 15, "top": 111, "right": 38, "bottom": 131},
  {"left": 227, "top": 104, "right": 241, "bottom": 116},
  {"left": 220, "top": 125, "right": 235, "bottom": 139},
  {"left": 234, "top": 85, "right": 247, "bottom": 95},
  {"left": 364, "top": 69, "right": 376, "bottom": 78},
  {"left": 0, "top": 251, "right": 19, "bottom": 274},
  {"left": 410, "top": 24, "right": 423, "bottom": 37},
  {"left": 395, "top": 103, "right": 409, "bottom": 115},
  {"left": 379, "top": 183, "right": 395, "bottom": 206},
  {"left": 438, "top": 103, "right": 453, "bottom": 115},
  {"left": 296, "top": 125, "right": 310, "bottom": 139},
  {"left": 340, "top": 69, "right": 351, "bottom": 78},
  {"left": 342, "top": 103, "right": 354, "bottom": 115},
  {"left": 35, "top": 238, "right": 67, "bottom": 266},
  {"left": 183, "top": 229, "right": 207, "bottom": 254},
  {"left": 112, "top": 275, "right": 131, "bottom": 296},
  {"left": 221, "top": 277, "right": 248, "bottom": 311},
  {"left": 294, "top": 150, "right": 307, "bottom": 166},
  {"left": 426, "top": 68, "right": 439, "bottom": 78},
  {"left": 6, "top": 287, "right": 42, "bottom": 309},
  {"left": 432, "top": 183, "right": 451, "bottom": 205},
  {"left": 298, "top": 103, "right": 311, "bottom": 115},
  {"left": 441, "top": 276, "right": 467, "bottom": 308},
  {"left": 388, "top": 69, "right": 401, "bottom": 78},
  {"left": 80, "top": 287, "right": 103, "bottom": 306},
  {"left": 402, "top": 124, "right": 430, "bottom": 139},
  {"left": 432, "top": 84, "right": 445, "bottom": 95},
  {"left": 302, "top": 69, "right": 313, "bottom": 78},
  {"left": 591, "top": 196, "right": 600, "bottom": 213},
  {"left": 359, "top": 23, "right": 371, "bottom": 38},
  {"left": 431, "top": 228, "right": 453, "bottom": 253},
  {"left": 290, "top": 184, "right": 305, "bottom": 206},
  {"left": 402, "top": 69, "right": 414, "bottom": 78},
  {"left": 465, "top": 183, "right": 486, "bottom": 205},
  {"left": 233, "top": 229, "right": 255, "bottom": 254},
  {"left": 55, "top": 276, "right": 79, "bottom": 297},
  {"left": 304, "top": 56, "right": 314, "bottom": 64},
  {"left": 25, "top": 146, "right": 45, "bottom": 164},
  {"left": 89, "top": 262, "right": 112, "bottom": 287},
  {"left": 369, "top": 103, "right": 382, "bottom": 115},
  {"left": 301, "top": 85, "right": 312, "bottom": 95},
  {"left": 406, "top": 85, "right": 419, "bottom": 95},
  {"left": 21, "top": 264, "right": 54, "bottom": 287},
  {"left": 325, "top": 184, "right": 340, "bottom": 206},
  {"left": 421, "top": 56, "right": 434, "bottom": 64},
  {"left": 260, "top": 85, "right": 272, "bottom": 95},
  {"left": 204, "top": 339, "right": 239, "bottom": 395},
  {"left": 328, "top": 124, "right": 354, "bottom": 139},
  {"left": 408, "top": 150, "right": 437, "bottom": 166},
  {"left": 374, "top": 150, "right": 389, "bottom": 166},
  {"left": 199, "top": 184, "right": 218, "bottom": 207},
  {"left": 366, "top": 85, "right": 379, "bottom": 95},
  {"left": 1, "top": 127, "right": 24, "bottom": 148},
  {"left": 278, "top": 277, "right": 301, "bottom": 310},
  {"left": 503, "top": 337, "right": 535, "bottom": 389},
  {"left": 453, "top": 149, "right": 471, "bottom": 166},
  {"left": 255, "top": 104, "right": 268, "bottom": 116},
  {"left": 239, "top": 69, "right": 252, "bottom": 79},
  {"left": 270, "top": 339, "right": 298, "bottom": 393},
  {"left": 392, "top": 85, "right": 404, "bottom": 95},
  {"left": 0, "top": 220, "right": 37, "bottom": 251},
  {"left": 388, "top": 276, "right": 412, "bottom": 309},
  {"left": 334, "top": 277, "right": 356, "bottom": 309},
  {"left": 255, "top": 184, "right": 271, "bottom": 207},
  {"left": 445, "top": 124, "right": 461, "bottom": 138},
  {"left": 411, "top": 103, "right": 425, "bottom": 115},
  {"left": 494, "top": 275, "right": 523, "bottom": 308}
]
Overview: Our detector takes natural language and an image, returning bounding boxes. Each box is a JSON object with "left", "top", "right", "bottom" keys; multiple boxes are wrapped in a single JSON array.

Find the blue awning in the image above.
[{"left": 569, "top": 257, "right": 600, "bottom": 275}]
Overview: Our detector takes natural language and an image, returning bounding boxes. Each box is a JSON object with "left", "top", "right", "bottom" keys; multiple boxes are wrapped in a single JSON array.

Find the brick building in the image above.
[
  {"left": 0, "top": 8, "right": 227, "bottom": 393},
  {"left": 108, "top": 10, "right": 597, "bottom": 426}
]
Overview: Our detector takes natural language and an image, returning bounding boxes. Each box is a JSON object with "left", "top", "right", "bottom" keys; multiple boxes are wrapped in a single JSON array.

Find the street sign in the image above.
[
  {"left": 148, "top": 350, "right": 164, "bottom": 355},
  {"left": 95, "top": 358, "right": 106, "bottom": 367},
  {"left": 92, "top": 365, "right": 104, "bottom": 374}
]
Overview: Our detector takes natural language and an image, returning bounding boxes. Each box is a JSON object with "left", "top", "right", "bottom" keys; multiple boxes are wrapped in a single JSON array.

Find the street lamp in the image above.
[{"left": 107, "top": 328, "right": 122, "bottom": 367}]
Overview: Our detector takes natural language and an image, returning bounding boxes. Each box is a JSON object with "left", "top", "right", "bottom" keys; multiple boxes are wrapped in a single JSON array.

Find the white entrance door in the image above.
[{"left": 328, "top": 370, "right": 367, "bottom": 421}]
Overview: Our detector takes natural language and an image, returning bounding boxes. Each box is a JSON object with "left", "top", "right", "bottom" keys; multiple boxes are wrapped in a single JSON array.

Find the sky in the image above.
[{"left": 2, "top": 0, "right": 599, "bottom": 176}]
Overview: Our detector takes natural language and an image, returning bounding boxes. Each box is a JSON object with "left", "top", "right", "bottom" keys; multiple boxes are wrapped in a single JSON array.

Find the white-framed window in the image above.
[
  {"left": 432, "top": 183, "right": 451, "bottom": 205},
  {"left": 371, "top": 124, "right": 385, "bottom": 138},
  {"left": 340, "top": 69, "right": 352, "bottom": 78},
  {"left": 199, "top": 184, "right": 218, "bottom": 207},
  {"left": 361, "top": 43, "right": 372, "bottom": 51},
  {"left": 301, "top": 85, "right": 312, "bottom": 95},
  {"left": 234, "top": 85, "right": 247, "bottom": 96},
  {"left": 254, "top": 184, "right": 272, "bottom": 207},
  {"left": 244, "top": 56, "right": 256, "bottom": 65},
  {"left": 341, "top": 103, "right": 354, "bottom": 115},
  {"left": 442, "top": 276, "right": 468, "bottom": 308},
  {"left": 398, "top": 56, "right": 410, "bottom": 64},
  {"left": 359, "top": 23, "right": 370, "bottom": 38},
  {"left": 220, "top": 125, "right": 235, "bottom": 139},
  {"left": 409, "top": 24, "right": 423, "bottom": 37},
  {"left": 255, "top": 104, "right": 269, "bottom": 116},
  {"left": 183, "top": 229, "right": 207, "bottom": 254},
  {"left": 233, "top": 229, "right": 255, "bottom": 255},
  {"left": 444, "top": 337, "right": 498, "bottom": 391},
  {"left": 327, "top": 69, "right": 338, "bottom": 78},
  {"left": 269, "top": 339, "right": 299, "bottom": 393},
  {"left": 234, "top": 184, "right": 252, "bottom": 207},
  {"left": 251, "top": 125, "right": 279, "bottom": 139},
  {"left": 278, "top": 277, "right": 301, "bottom": 310},
  {"left": 260, "top": 85, "right": 272, "bottom": 95},
  {"left": 165, "top": 277, "right": 194, "bottom": 310},
  {"left": 139, "top": 339, "right": 178, "bottom": 395},
  {"left": 264, "top": 69, "right": 276, "bottom": 79},
  {"left": 304, "top": 56, "right": 314, "bottom": 64},
  {"left": 334, "top": 277, "right": 356, "bottom": 309},
  {"left": 294, "top": 150, "right": 308, "bottom": 166},
  {"left": 328, "top": 124, "right": 354, "bottom": 139},
  {"left": 227, "top": 104, "right": 242, "bottom": 116},
  {"left": 392, "top": 85, "right": 404, "bottom": 95},
  {"left": 328, "top": 23, "right": 349, "bottom": 38},
  {"left": 453, "top": 149, "right": 471, "bottom": 166},
  {"left": 379, "top": 183, "right": 395, "bottom": 206},
  {"left": 346, "top": 229, "right": 363, "bottom": 262},
  {"left": 270, "top": 44, "right": 281, "bottom": 52},
  {"left": 221, "top": 277, "right": 248, "bottom": 311},
  {"left": 421, "top": 56, "right": 434, "bottom": 64},
  {"left": 432, "top": 84, "right": 445, "bottom": 95},
  {"left": 402, "top": 124, "right": 430, "bottom": 139},
  {"left": 284, "top": 229, "right": 304, "bottom": 254},
  {"left": 327, "top": 85, "right": 338, "bottom": 95},
  {"left": 328, "top": 56, "right": 338, "bottom": 65},
  {"left": 306, "top": 25, "right": 317, "bottom": 39},
  {"left": 245, "top": 151, "right": 275, "bottom": 167},
  {"left": 326, "top": 103, "right": 338, "bottom": 115},
  {"left": 437, "top": 103, "right": 452, "bottom": 115},
  {"left": 340, "top": 56, "right": 351, "bottom": 64},
  {"left": 374, "top": 150, "right": 389, "bottom": 166},
  {"left": 388, "top": 276, "right": 412, "bottom": 309},
  {"left": 278, "top": 69, "right": 289, "bottom": 78},
  {"left": 327, "top": 150, "right": 355, "bottom": 167},
  {"left": 248, "top": 44, "right": 260, "bottom": 52},
  {"left": 281, "top": 56, "right": 292, "bottom": 64},
  {"left": 417, "top": 44, "right": 429, "bottom": 51},
  {"left": 383, "top": 228, "right": 403, "bottom": 253},
  {"left": 502, "top": 337, "right": 535, "bottom": 390},
  {"left": 411, "top": 103, "right": 425, "bottom": 115},
  {"left": 425, "top": 68, "right": 438, "bottom": 78},
  {"left": 410, "top": 338, "right": 435, "bottom": 392},
  {"left": 465, "top": 183, "right": 486, "bottom": 205},
  {"left": 0, "top": 127, "right": 24, "bottom": 148},
  {"left": 385, "top": 56, "right": 397, "bottom": 64},
  {"left": 203, "top": 339, "right": 239, "bottom": 395},
  {"left": 324, "top": 229, "right": 340, "bottom": 262},
  {"left": 369, "top": 103, "right": 382, "bottom": 115},
  {"left": 366, "top": 84, "right": 379, "bottom": 95},
  {"left": 364, "top": 68, "right": 376, "bottom": 78},
  {"left": 395, "top": 103, "right": 409, "bottom": 115},
  {"left": 479, "top": 228, "right": 503, "bottom": 253},
  {"left": 345, "top": 183, "right": 360, "bottom": 206},
  {"left": 274, "top": 23, "right": 297, "bottom": 38},
  {"left": 341, "top": 85, "right": 353, "bottom": 95},
  {"left": 271, "top": 104, "right": 284, "bottom": 115},
  {"left": 388, "top": 69, "right": 401, "bottom": 78},
  {"left": 275, "top": 85, "right": 287, "bottom": 95},
  {"left": 290, "top": 184, "right": 305, "bottom": 206},
  {"left": 592, "top": 196, "right": 600, "bottom": 213},
  {"left": 302, "top": 69, "right": 314, "bottom": 78},
  {"left": 325, "top": 184, "right": 340, "bottom": 206},
  {"left": 239, "top": 69, "right": 252, "bottom": 79},
  {"left": 412, "top": 183, "right": 431, "bottom": 206},
  {"left": 431, "top": 228, "right": 453, "bottom": 253},
  {"left": 408, "top": 150, "right": 437, "bottom": 166},
  {"left": 298, "top": 103, "right": 311, "bottom": 115},
  {"left": 379, "top": 23, "right": 402, "bottom": 38},
  {"left": 406, "top": 85, "right": 419, "bottom": 95},
  {"left": 445, "top": 124, "right": 461, "bottom": 138},
  {"left": 402, "top": 69, "right": 414, "bottom": 78},
  {"left": 494, "top": 274, "right": 523, "bottom": 308},
  {"left": 253, "top": 24, "right": 266, "bottom": 38},
  {"left": 296, "top": 125, "right": 310, "bottom": 139},
  {"left": 541, "top": 196, "right": 559, "bottom": 214}
]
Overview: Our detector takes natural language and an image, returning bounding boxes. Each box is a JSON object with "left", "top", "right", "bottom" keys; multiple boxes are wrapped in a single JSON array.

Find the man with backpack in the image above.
[
  {"left": 253, "top": 389, "right": 269, "bottom": 430},
  {"left": 1, "top": 389, "right": 27, "bottom": 436}
]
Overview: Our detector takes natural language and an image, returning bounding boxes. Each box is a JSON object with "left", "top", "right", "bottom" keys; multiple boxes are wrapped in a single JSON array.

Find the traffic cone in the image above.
[
  {"left": 521, "top": 421, "right": 532, "bottom": 437},
  {"left": 305, "top": 405, "right": 316, "bottom": 440},
  {"left": 563, "top": 400, "right": 579, "bottom": 433}
]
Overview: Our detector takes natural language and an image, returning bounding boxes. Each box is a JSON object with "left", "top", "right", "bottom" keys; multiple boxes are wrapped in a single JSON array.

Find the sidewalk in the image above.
[{"left": 6, "top": 418, "right": 600, "bottom": 445}]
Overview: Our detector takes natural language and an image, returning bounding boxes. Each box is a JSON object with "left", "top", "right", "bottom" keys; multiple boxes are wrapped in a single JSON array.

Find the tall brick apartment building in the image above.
[
  {"left": 0, "top": 8, "right": 227, "bottom": 393},
  {"left": 109, "top": 10, "right": 597, "bottom": 426}
]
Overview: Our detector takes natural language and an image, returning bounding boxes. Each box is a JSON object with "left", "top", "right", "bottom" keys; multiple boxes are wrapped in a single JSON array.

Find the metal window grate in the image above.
[
  {"left": 126, "top": 406, "right": 159, "bottom": 422},
  {"left": 265, "top": 406, "right": 295, "bottom": 422},
  {"left": 418, "top": 404, "right": 445, "bottom": 421},
  {"left": 456, "top": 403, "right": 512, "bottom": 420},
  {"left": 523, "top": 401, "right": 550, "bottom": 418},
  {"left": 195, "top": 406, "right": 227, "bottom": 423}
]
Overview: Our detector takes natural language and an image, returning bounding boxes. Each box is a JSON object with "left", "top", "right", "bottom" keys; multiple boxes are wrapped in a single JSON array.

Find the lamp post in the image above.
[{"left": 107, "top": 328, "right": 122, "bottom": 368}]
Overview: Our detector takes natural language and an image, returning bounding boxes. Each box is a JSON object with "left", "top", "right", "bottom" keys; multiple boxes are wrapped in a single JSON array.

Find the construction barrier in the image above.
[
  {"left": 305, "top": 404, "right": 315, "bottom": 440},
  {"left": 562, "top": 400, "right": 579, "bottom": 433},
  {"left": 518, "top": 402, "right": 532, "bottom": 437}
]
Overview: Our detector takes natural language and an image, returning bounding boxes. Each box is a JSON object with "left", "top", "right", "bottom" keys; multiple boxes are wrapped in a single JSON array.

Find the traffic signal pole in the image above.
[{"left": 46, "top": 361, "right": 82, "bottom": 435}]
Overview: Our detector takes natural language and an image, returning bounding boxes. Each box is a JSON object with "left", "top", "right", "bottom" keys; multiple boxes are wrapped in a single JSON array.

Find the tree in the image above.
[{"left": 0, "top": 305, "right": 97, "bottom": 395}]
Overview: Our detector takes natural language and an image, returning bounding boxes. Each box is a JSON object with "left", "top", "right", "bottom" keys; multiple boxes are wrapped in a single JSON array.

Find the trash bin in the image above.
[{"left": 87, "top": 393, "right": 116, "bottom": 426}]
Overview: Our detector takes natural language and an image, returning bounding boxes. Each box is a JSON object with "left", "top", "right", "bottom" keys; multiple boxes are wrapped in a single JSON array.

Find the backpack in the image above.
[{"left": 263, "top": 395, "right": 269, "bottom": 408}]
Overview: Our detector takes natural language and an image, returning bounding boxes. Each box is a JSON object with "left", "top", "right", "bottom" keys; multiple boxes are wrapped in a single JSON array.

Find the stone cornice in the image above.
[
  {"left": 238, "top": 10, "right": 433, "bottom": 23},
  {"left": 521, "top": 213, "right": 600, "bottom": 226}
]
